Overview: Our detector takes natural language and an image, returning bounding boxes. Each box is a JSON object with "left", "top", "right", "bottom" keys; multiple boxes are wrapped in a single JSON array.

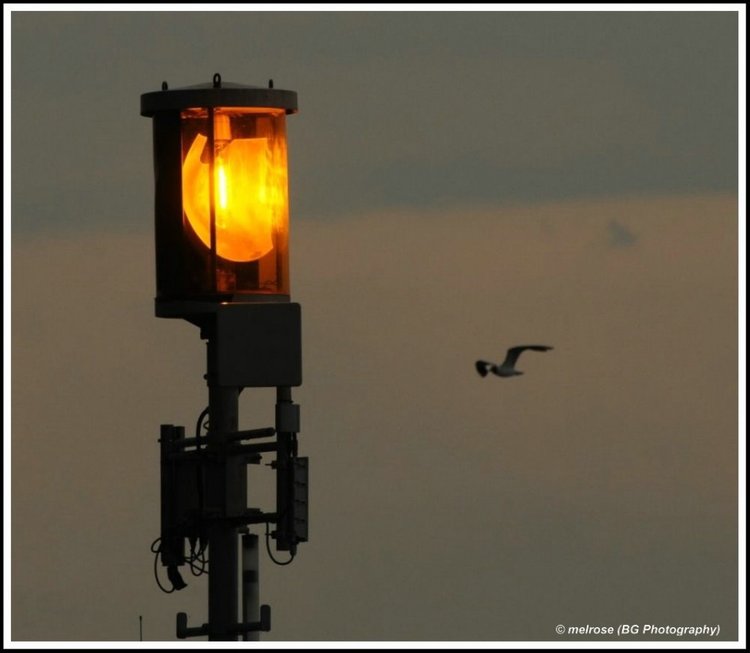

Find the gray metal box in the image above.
[{"left": 213, "top": 303, "right": 302, "bottom": 387}]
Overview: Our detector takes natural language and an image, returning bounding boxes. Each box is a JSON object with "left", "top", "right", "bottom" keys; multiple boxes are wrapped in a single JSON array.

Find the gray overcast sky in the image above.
[
  {"left": 11, "top": 10, "right": 738, "bottom": 234},
  {"left": 8, "top": 7, "right": 743, "bottom": 645}
]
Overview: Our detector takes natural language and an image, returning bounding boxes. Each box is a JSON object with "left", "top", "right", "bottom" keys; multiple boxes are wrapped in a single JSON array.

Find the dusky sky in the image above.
[{"left": 6, "top": 5, "right": 745, "bottom": 646}]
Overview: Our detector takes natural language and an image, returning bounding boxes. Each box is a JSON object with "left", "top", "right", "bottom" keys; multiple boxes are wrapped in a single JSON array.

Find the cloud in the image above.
[{"left": 11, "top": 193, "right": 738, "bottom": 641}]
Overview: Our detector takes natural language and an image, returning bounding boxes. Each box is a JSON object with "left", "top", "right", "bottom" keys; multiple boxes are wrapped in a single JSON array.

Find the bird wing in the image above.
[{"left": 502, "top": 345, "right": 553, "bottom": 368}]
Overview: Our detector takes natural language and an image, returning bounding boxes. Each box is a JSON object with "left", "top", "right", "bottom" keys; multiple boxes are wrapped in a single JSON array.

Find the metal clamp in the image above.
[
  {"left": 235, "top": 604, "right": 272, "bottom": 635},
  {"left": 175, "top": 606, "right": 271, "bottom": 639},
  {"left": 176, "top": 612, "right": 208, "bottom": 639}
]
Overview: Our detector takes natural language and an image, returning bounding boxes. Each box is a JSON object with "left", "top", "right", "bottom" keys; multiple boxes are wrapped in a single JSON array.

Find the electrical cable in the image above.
[
  {"left": 188, "top": 537, "right": 209, "bottom": 576},
  {"left": 150, "top": 538, "right": 176, "bottom": 594},
  {"left": 264, "top": 521, "right": 296, "bottom": 566},
  {"left": 152, "top": 535, "right": 208, "bottom": 591},
  {"left": 195, "top": 406, "right": 210, "bottom": 441}
]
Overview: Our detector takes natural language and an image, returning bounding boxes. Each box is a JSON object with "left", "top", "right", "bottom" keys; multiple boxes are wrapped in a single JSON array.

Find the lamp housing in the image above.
[{"left": 141, "top": 74, "right": 298, "bottom": 318}]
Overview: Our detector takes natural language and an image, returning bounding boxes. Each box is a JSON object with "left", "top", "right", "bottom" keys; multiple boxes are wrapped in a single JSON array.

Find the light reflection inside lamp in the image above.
[{"left": 182, "top": 129, "right": 283, "bottom": 263}]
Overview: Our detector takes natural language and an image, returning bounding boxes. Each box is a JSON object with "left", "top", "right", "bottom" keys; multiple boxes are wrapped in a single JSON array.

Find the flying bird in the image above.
[{"left": 476, "top": 345, "right": 553, "bottom": 378}]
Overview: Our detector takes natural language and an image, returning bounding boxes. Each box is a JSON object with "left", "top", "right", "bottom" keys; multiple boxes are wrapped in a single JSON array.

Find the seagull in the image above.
[{"left": 476, "top": 345, "right": 553, "bottom": 378}]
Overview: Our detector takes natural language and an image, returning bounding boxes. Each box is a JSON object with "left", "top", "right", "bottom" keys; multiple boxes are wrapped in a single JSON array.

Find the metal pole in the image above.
[
  {"left": 242, "top": 533, "right": 260, "bottom": 641},
  {"left": 206, "top": 360, "right": 241, "bottom": 641}
]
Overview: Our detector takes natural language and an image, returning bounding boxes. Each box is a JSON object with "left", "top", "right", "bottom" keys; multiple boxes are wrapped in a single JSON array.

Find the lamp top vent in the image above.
[{"left": 141, "top": 74, "right": 297, "bottom": 116}]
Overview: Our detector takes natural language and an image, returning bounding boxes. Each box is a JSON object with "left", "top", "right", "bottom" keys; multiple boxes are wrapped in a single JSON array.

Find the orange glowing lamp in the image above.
[
  {"left": 181, "top": 110, "right": 289, "bottom": 263},
  {"left": 141, "top": 74, "right": 298, "bottom": 316}
]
